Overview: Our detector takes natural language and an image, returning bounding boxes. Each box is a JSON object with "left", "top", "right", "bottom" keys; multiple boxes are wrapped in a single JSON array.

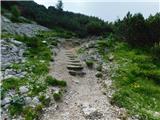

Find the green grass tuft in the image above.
[
  {"left": 53, "top": 92, "right": 62, "bottom": 101},
  {"left": 46, "top": 76, "right": 67, "bottom": 87},
  {"left": 85, "top": 60, "right": 94, "bottom": 68}
]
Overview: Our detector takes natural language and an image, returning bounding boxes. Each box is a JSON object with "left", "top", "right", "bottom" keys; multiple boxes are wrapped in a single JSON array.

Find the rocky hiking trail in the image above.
[{"left": 41, "top": 45, "right": 126, "bottom": 120}]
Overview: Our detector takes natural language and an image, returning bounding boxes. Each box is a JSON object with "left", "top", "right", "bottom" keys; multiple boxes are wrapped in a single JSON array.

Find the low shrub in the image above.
[
  {"left": 53, "top": 92, "right": 62, "bottom": 101},
  {"left": 46, "top": 76, "right": 67, "bottom": 87},
  {"left": 95, "top": 72, "right": 103, "bottom": 78},
  {"left": 77, "top": 48, "right": 85, "bottom": 54},
  {"left": 30, "top": 84, "right": 47, "bottom": 96},
  {"left": 2, "top": 77, "right": 26, "bottom": 91},
  {"left": 23, "top": 107, "right": 38, "bottom": 120},
  {"left": 96, "top": 65, "right": 102, "bottom": 71},
  {"left": 9, "top": 104, "right": 23, "bottom": 116},
  {"left": 9, "top": 95, "right": 25, "bottom": 116},
  {"left": 39, "top": 95, "right": 51, "bottom": 106},
  {"left": 86, "top": 60, "right": 94, "bottom": 68}
]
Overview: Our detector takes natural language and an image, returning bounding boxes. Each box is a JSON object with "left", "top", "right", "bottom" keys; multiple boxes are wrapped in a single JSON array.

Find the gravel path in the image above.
[{"left": 41, "top": 47, "right": 123, "bottom": 120}]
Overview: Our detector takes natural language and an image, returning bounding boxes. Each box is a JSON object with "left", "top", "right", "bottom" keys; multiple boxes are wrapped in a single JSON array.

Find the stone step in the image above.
[
  {"left": 68, "top": 60, "right": 80, "bottom": 63},
  {"left": 67, "top": 55, "right": 77, "bottom": 58},
  {"left": 67, "top": 57, "right": 77, "bottom": 60},
  {"left": 65, "top": 50, "right": 72, "bottom": 52},
  {"left": 68, "top": 70, "right": 86, "bottom": 76},
  {"left": 67, "top": 65, "right": 83, "bottom": 70},
  {"left": 67, "top": 63, "right": 82, "bottom": 66},
  {"left": 65, "top": 53, "right": 73, "bottom": 55}
]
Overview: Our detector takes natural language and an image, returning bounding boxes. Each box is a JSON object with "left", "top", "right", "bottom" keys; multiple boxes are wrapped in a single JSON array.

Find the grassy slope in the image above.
[
  {"left": 1, "top": 31, "right": 67, "bottom": 119},
  {"left": 97, "top": 35, "right": 160, "bottom": 120}
]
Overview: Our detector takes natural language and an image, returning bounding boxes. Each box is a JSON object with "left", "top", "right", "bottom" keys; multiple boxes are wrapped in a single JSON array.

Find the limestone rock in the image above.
[
  {"left": 2, "top": 97, "right": 11, "bottom": 106},
  {"left": 32, "top": 96, "right": 40, "bottom": 105},
  {"left": 19, "top": 86, "right": 29, "bottom": 94},
  {"left": 25, "top": 97, "right": 32, "bottom": 104},
  {"left": 80, "top": 103, "right": 103, "bottom": 120},
  {"left": 1, "top": 15, "right": 49, "bottom": 37}
]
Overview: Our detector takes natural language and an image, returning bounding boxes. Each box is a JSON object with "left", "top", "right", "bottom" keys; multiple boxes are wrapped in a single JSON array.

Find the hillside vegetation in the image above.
[
  {"left": 96, "top": 12, "right": 160, "bottom": 119},
  {"left": 1, "top": 31, "right": 67, "bottom": 119},
  {"left": 1, "top": 1, "right": 112, "bottom": 37}
]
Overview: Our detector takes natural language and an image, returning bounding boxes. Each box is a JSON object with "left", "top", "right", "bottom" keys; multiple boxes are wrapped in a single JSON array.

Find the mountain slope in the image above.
[
  {"left": 1, "top": 1, "right": 112, "bottom": 37},
  {"left": 1, "top": 15, "right": 49, "bottom": 37}
]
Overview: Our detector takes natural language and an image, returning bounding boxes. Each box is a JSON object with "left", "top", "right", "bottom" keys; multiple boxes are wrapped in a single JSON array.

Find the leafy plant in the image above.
[
  {"left": 95, "top": 72, "right": 103, "bottom": 78},
  {"left": 46, "top": 76, "right": 67, "bottom": 87},
  {"left": 2, "top": 77, "right": 26, "bottom": 91},
  {"left": 86, "top": 60, "right": 94, "bottom": 68},
  {"left": 23, "top": 107, "right": 38, "bottom": 120},
  {"left": 9, "top": 95, "right": 25, "bottom": 116},
  {"left": 39, "top": 95, "right": 51, "bottom": 106},
  {"left": 53, "top": 92, "right": 62, "bottom": 101}
]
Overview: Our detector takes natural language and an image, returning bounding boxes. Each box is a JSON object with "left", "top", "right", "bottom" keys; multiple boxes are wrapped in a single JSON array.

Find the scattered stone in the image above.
[
  {"left": 1, "top": 38, "right": 27, "bottom": 79},
  {"left": 19, "top": 86, "right": 29, "bottom": 94},
  {"left": 42, "top": 40, "right": 47, "bottom": 43},
  {"left": 73, "top": 80, "right": 80, "bottom": 84},
  {"left": 80, "top": 103, "right": 103, "bottom": 120},
  {"left": 3, "top": 75, "right": 14, "bottom": 79},
  {"left": 25, "top": 97, "right": 32, "bottom": 104},
  {"left": 153, "top": 112, "right": 160, "bottom": 118},
  {"left": 51, "top": 86, "right": 60, "bottom": 93},
  {"left": 8, "top": 90, "right": 16, "bottom": 97},
  {"left": 32, "top": 96, "right": 40, "bottom": 105},
  {"left": 108, "top": 54, "right": 114, "bottom": 61},
  {"left": 2, "top": 97, "right": 11, "bottom": 106}
]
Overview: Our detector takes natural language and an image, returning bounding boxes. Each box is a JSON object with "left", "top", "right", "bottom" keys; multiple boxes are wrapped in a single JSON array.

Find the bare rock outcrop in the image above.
[{"left": 1, "top": 16, "right": 49, "bottom": 37}]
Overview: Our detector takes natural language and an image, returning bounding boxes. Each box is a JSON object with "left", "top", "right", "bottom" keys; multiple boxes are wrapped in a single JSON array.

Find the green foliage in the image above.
[
  {"left": 9, "top": 95, "right": 25, "bottom": 116},
  {"left": 1, "top": 31, "right": 57, "bottom": 118},
  {"left": 30, "top": 83, "right": 47, "bottom": 96},
  {"left": 114, "top": 12, "right": 160, "bottom": 47},
  {"left": 152, "top": 43, "right": 160, "bottom": 61},
  {"left": 23, "top": 107, "right": 38, "bottom": 120},
  {"left": 95, "top": 72, "right": 103, "bottom": 78},
  {"left": 53, "top": 92, "right": 62, "bottom": 101},
  {"left": 24, "top": 60, "right": 49, "bottom": 75},
  {"left": 77, "top": 48, "right": 85, "bottom": 54},
  {"left": 2, "top": 77, "right": 26, "bottom": 91},
  {"left": 9, "top": 104, "right": 23, "bottom": 116},
  {"left": 98, "top": 36, "right": 160, "bottom": 119},
  {"left": 38, "top": 29, "right": 75, "bottom": 39},
  {"left": 45, "top": 76, "right": 67, "bottom": 87},
  {"left": 14, "top": 35, "right": 51, "bottom": 75},
  {"left": 147, "top": 13, "right": 160, "bottom": 45},
  {"left": 39, "top": 95, "right": 51, "bottom": 106},
  {"left": 85, "top": 60, "right": 94, "bottom": 68},
  {"left": 11, "top": 5, "right": 20, "bottom": 22}
]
